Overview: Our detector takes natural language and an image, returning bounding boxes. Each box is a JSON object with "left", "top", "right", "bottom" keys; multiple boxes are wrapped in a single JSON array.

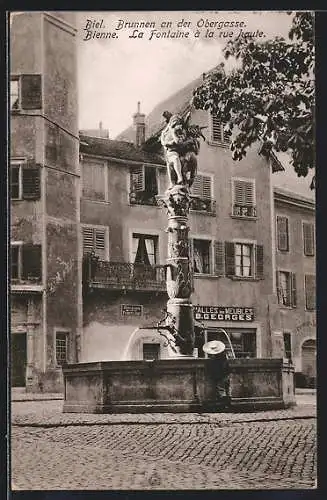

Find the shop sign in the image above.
[
  {"left": 121, "top": 304, "right": 143, "bottom": 317},
  {"left": 194, "top": 305, "right": 254, "bottom": 322}
]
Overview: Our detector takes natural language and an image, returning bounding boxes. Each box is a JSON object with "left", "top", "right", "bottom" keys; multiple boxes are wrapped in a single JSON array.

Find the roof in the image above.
[
  {"left": 271, "top": 152, "right": 315, "bottom": 203},
  {"left": 116, "top": 73, "right": 204, "bottom": 143},
  {"left": 79, "top": 133, "right": 165, "bottom": 166}
]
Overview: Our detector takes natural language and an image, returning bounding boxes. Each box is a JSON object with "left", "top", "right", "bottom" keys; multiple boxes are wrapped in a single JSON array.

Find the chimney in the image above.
[{"left": 133, "top": 101, "right": 145, "bottom": 147}]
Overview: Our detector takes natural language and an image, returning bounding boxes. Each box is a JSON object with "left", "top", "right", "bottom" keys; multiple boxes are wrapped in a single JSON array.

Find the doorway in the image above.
[{"left": 11, "top": 333, "right": 27, "bottom": 387}]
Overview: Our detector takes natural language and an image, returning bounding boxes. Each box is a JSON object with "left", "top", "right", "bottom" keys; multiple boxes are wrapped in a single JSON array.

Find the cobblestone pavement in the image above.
[{"left": 10, "top": 400, "right": 316, "bottom": 490}]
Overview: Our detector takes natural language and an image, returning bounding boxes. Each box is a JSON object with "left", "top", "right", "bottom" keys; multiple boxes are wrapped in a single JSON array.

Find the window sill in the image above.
[
  {"left": 229, "top": 276, "right": 261, "bottom": 282},
  {"left": 11, "top": 283, "right": 44, "bottom": 293},
  {"left": 194, "top": 273, "right": 221, "bottom": 279},
  {"left": 82, "top": 198, "right": 111, "bottom": 205},
  {"left": 279, "top": 305, "right": 296, "bottom": 310},
  {"left": 230, "top": 215, "right": 257, "bottom": 221},
  {"left": 277, "top": 249, "right": 290, "bottom": 253},
  {"left": 207, "top": 140, "right": 230, "bottom": 148}
]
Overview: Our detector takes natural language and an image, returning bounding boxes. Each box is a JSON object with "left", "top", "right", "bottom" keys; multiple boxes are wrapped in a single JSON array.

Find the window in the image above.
[
  {"left": 305, "top": 274, "right": 316, "bottom": 310},
  {"left": 192, "top": 239, "right": 211, "bottom": 274},
  {"left": 82, "top": 160, "right": 108, "bottom": 201},
  {"left": 303, "top": 222, "right": 315, "bottom": 256},
  {"left": 10, "top": 79, "right": 19, "bottom": 110},
  {"left": 283, "top": 333, "right": 292, "bottom": 360},
  {"left": 225, "top": 242, "right": 264, "bottom": 279},
  {"left": 276, "top": 216, "right": 289, "bottom": 251},
  {"left": 232, "top": 178, "right": 256, "bottom": 218},
  {"left": 10, "top": 162, "right": 41, "bottom": 200},
  {"left": 190, "top": 173, "right": 215, "bottom": 213},
  {"left": 55, "top": 332, "right": 69, "bottom": 366},
  {"left": 130, "top": 165, "right": 158, "bottom": 206},
  {"left": 82, "top": 226, "right": 108, "bottom": 260},
  {"left": 10, "top": 75, "right": 42, "bottom": 111},
  {"left": 10, "top": 243, "right": 42, "bottom": 281},
  {"left": 210, "top": 115, "right": 231, "bottom": 144},
  {"left": 143, "top": 343, "right": 160, "bottom": 361},
  {"left": 276, "top": 271, "right": 297, "bottom": 307},
  {"left": 132, "top": 234, "right": 158, "bottom": 265}
]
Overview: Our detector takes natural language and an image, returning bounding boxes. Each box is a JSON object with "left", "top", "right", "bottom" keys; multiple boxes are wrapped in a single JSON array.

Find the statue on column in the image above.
[{"left": 157, "top": 109, "right": 205, "bottom": 356}]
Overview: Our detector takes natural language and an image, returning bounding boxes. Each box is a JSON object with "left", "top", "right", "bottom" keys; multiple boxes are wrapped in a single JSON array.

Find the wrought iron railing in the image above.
[
  {"left": 190, "top": 196, "right": 216, "bottom": 215},
  {"left": 85, "top": 260, "right": 167, "bottom": 292},
  {"left": 232, "top": 204, "right": 257, "bottom": 218},
  {"left": 129, "top": 191, "right": 158, "bottom": 207}
]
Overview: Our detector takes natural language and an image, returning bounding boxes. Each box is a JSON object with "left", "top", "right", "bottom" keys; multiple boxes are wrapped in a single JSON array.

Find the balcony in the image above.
[
  {"left": 129, "top": 191, "right": 158, "bottom": 207},
  {"left": 190, "top": 196, "right": 216, "bottom": 215},
  {"left": 232, "top": 204, "right": 257, "bottom": 219},
  {"left": 84, "top": 260, "right": 167, "bottom": 293}
]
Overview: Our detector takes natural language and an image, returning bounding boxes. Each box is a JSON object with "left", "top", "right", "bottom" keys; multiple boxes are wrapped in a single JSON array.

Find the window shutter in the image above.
[
  {"left": 95, "top": 229, "right": 106, "bottom": 259},
  {"left": 234, "top": 179, "right": 255, "bottom": 206},
  {"left": 22, "top": 166, "right": 41, "bottom": 200},
  {"left": 214, "top": 241, "right": 225, "bottom": 276},
  {"left": 130, "top": 166, "right": 145, "bottom": 192},
  {"left": 256, "top": 245, "right": 264, "bottom": 279},
  {"left": 21, "top": 74, "right": 42, "bottom": 109},
  {"left": 188, "top": 239, "right": 194, "bottom": 291},
  {"left": 212, "top": 115, "right": 223, "bottom": 142},
  {"left": 191, "top": 174, "right": 212, "bottom": 199},
  {"left": 291, "top": 273, "right": 297, "bottom": 308},
  {"left": 22, "top": 244, "right": 42, "bottom": 280},
  {"left": 305, "top": 274, "right": 316, "bottom": 310},
  {"left": 277, "top": 216, "right": 289, "bottom": 251},
  {"left": 303, "top": 223, "right": 315, "bottom": 256},
  {"left": 225, "top": 242, "right": 235, "bottom": 277},
  {"left": 82, "top": 227, "right": 94, "bottom": 254},
  {"left": 276, "top": 271, "right": 281, "bottom": 302}
]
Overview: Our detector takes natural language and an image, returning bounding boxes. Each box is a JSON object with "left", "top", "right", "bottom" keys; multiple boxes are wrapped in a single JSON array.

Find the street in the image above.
[{"left": 11, "top": 394, "right": 316, "bottom": 490}]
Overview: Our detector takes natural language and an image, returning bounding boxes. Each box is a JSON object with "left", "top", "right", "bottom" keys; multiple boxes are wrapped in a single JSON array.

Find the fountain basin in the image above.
[{"left": 63, "top": 358, "right": 295, "bottom": 413}]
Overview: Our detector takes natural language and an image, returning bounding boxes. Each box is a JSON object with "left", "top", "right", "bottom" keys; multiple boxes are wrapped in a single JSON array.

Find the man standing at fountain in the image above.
[{"left": 203, "top": 340, "right": 231, "bottom": 409}]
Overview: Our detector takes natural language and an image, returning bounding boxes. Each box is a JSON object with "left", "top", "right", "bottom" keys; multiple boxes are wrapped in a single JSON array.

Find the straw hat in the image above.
[{"left": 202, "top": 340, "right": 226, "bottom": 355}]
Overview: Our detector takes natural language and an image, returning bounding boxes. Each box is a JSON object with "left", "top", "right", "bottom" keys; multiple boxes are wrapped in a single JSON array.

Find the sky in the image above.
[{"left": 76, "top": 11, "right": 294, "bottom": 138}]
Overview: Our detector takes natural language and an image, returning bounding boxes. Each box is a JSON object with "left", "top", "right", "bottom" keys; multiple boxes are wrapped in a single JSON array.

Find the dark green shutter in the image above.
[
  {"left": 22, "top": 166, "right": 41, "bottom": 200},
  {"left": 225, "top": 242, "right": 235, "bottom": 277},
  {"left": 214, "top": 241, "right": 224, "bottom": 276},
  {"left": 256, "top": 245, "right": 264, "bottom": 279},
  {"left": 21, "top": 74, "right": 42, "bottom": 109},
  {"left": 22, "top": 244, "right": 42, "bottom": 280},
  {"left": 291, "top": 273, "right": 297, "bottom": 308}
]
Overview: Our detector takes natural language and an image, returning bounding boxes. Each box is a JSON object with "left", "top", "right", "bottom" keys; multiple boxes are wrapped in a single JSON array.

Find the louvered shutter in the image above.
[
  {"left": 212, "top": 115, "right": 223, "bottom": 142},
  {"left": 276, "top": 271, "right": 281, "bottom": 302},
  {"left": 305, "top": 274, "right": 316, "bottom": 310},
  {"left": 130, "top": 166, "right": 145, "bottom": 192},
  {"left": 291, "top": 273, "right": 297, "bottom": 308},
  {"left": 22, "top": 166, "right": 41, "bottom": 200},
  {"left": 191, "top": 174, "right": 212, "bottom": 199},
  {"left": 303, "top": 223, "right": 315, "bottom": 256},
  {"left": 22, "top": 244, "right": 42, "bottom": 280},
  {"left": 82, "top": 227, "right": 95, "bottom": 255},
  {"left": 188, "top": 239, "right": 194, "bottom": 291},
  {"left": 233, "top": 179, "right": 255, "bottom": 206},
  {"left": 95, "top": 229, "right": 106, "bottom": 260},
  {"left": 214, "top": 241, "right": 225, "bottom": 276},
  {"left": 225, "top": 242, "right": 235, "bottom": 277},
  {"left": 21, "top": 75, "right": 42, "bottom": 109},
  {"left": 277, "top": 216, "right": 289, "bottom": 251},
  {"left": 256, "top": 245, "right": 264, "bottom": 279}
]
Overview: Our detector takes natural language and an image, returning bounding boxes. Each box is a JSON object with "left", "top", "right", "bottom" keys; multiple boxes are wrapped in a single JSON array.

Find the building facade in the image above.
[{"left": 10, "top": 12, "right": 82, "bottom": 391}]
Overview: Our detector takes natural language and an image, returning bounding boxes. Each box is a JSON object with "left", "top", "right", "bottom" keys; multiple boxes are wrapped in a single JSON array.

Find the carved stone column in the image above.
[{"left": 159, "top": 184, "right": 195, "bottom": 356}]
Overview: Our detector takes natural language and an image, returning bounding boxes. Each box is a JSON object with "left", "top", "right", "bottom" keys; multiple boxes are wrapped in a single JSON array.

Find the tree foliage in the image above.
[{"left": 192, "top": 12, "right": 315, "bottom": 188}]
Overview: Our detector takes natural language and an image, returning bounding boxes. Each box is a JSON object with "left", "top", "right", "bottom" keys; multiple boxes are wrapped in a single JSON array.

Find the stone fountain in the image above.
[{"left": 63, "top": 111, "right": 295, "bottom": 413}]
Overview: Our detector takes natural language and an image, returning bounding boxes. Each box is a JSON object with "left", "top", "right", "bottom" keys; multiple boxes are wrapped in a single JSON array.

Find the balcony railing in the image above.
[
  {"left": 190, "top": 196, "right": 216, "bottom": 215},
  {"left": 129, "top": 191, "right": 158, "bottom": 207},
  {"left": 84, "top": 260, "right": 167, "bottom": 292},
  {"left": 232, "top": 204, "right": 257, "bottom": 218}
]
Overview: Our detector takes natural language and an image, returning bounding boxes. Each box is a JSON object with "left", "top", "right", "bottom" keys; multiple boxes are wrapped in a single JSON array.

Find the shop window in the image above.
[
  {"left": 305, "top": 274, "right": 316, "bottom": 310},
  {"left": 10, "top": 75, "right": 42, "bottom": 111},
  {"left": 11, "top": 162, "right": 41, "bottom": 200},
  {"left": 82, "top": 225, "right": 108, "bottom": 260},
  {"left": 205, "top": 329, "right": 256, "bottom": 359},
  {"left": 232, "top": 178, "right": 256, "bottom": 218},
  {"left": 55, "top": 331, "right": 69, "bottom": 366},
  {"left": 276, "top": 216, "right": 289, "bottom": 251},
  {"left": 283, "top": 333, "right": 292, "bottom": 360},
  {"left": 303, "top": 222, "right": 315, "bottom": 256},
  {"left": 143, "top": 343, "right": 160, "bottom": 361},
  {"left": 11, "top": 243, "right": 42, "bottom": 282},
  {"left": 276, "top": 271, "right": 297, "bottom": 307},
  {"left": 130, "top": 165, "right": 158, "bottom": 206},
  {"left": 82, "top": 160, "right": 108, "bottom": 201}
]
